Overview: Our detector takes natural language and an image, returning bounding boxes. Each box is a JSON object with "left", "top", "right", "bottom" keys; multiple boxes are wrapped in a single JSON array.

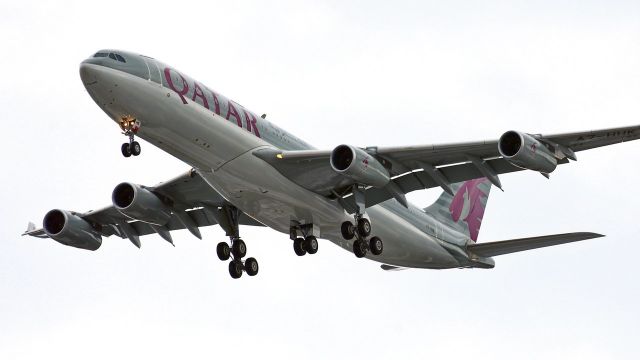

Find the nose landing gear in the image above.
[{"left": 119, "top": 116, "right": 141, "bottom": 157}]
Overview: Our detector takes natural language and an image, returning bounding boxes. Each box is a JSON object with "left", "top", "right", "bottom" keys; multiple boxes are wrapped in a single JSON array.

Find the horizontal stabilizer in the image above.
[{"left": 467, "top": 232, "right": 604, "bottom": 257}]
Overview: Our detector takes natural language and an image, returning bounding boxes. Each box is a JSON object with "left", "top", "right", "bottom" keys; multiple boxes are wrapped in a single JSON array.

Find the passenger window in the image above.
[
  {"left": 109, "top": 53, "right": 117, "bottom": 60},
  {"left": 115, "top": 54, "right": 126, "bottom": 63}
]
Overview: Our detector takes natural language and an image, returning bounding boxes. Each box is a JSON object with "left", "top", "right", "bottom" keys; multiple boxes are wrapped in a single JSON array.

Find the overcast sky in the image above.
[{"left": 2, "top": 1, "right": 640, "bottom": 359}]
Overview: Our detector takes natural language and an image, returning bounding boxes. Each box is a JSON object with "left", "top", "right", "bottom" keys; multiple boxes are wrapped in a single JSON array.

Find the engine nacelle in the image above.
[
  {"left": 498, "top": 131, "right": 557, "bottom": 174},
  {"left": 112, "top": 182, "right": 172, "bottom": 225},
  {"left": 43, "top": 209, "right": 102, "bottom": 251},
  {"left": 330, "top": 144, "right": 390, "bottom": 188}
]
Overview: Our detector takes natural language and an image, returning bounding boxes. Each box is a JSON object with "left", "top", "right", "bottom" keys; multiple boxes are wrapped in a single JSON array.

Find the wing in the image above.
[
  {"left": 23, "top": 169, "right": 264, "bottom": 248},
  {"left": 254, "top": 125, "right": 640, "bottom": 212},
  {"left": 466, "top": 232, "right": 604, "bottom": 257}
]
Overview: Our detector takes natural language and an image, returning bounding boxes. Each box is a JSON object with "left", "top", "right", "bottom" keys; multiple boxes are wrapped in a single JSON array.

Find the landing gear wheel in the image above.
[
  {"left": 121, "top": 143, "right": 132, "bottom": 157},
  {"left": 357, "top": 218, "right": 371, "bottom": 237},
  {"left": 353, "top": 240, "right": 367, "bottom": 258},
  {"left": 216, "top": 242, "right": 231, "bottom": 261},
  {"left": 293, "top": 238, "right": 307, "bottom": 256},
  {"left": 130, "top": 141, "right": 141, "bottom": 156},
  {"left": 245, "top": 257, "right": 259, "bottom": 276},
  {"left": 341, "top": 221, "right": 355, "bottom": 240},
  {"left": 229, "top": 260, "right": 243, "bottom": 279},
  {"left": 232, "top": 240, "right": 247, "bottom": 258},
  {"left": 370, "top": 236, "right": 383, "bottom": 256},
  {"left": 304, "top": 236, "right": 319, "bottom": 254}
]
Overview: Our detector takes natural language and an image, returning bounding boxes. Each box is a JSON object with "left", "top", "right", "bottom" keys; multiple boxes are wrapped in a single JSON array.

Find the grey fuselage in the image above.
[{"left": 80, "top": 50, "right": 490, "bottom": 270}]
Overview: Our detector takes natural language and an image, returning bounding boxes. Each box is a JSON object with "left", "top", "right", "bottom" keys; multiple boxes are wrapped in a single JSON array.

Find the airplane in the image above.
[{"left": 23, "top": 49, "right": 640, "bottom": 279}]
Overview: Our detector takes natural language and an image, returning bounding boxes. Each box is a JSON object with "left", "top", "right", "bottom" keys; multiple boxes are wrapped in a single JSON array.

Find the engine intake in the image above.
[
  {"left": 498, "top": 131, "right": 557, "bottom": 174},
  {"left": 330, "top": 144, "right": 390, "bottom": 188},
  {"left": 43, "top": 209, "right": 102, "bottom": 251},
  {"left": 112, "top": 182, "right": 172, "bottom": 225}
]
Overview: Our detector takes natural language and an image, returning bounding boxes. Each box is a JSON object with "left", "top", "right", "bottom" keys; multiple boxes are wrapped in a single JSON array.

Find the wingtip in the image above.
[
  {"left": 23, "top": 221, "right": 37, "bottom": 235},
  {"left": 579, "top": 232, "right": 605, "bottom": 240}
]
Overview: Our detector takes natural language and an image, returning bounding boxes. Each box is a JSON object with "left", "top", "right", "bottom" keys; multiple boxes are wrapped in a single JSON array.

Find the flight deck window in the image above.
[
  {"left": 109, "top": 53, "right": 117, "bottom": 60},
  {"left": 93, "top": 52, "right": 108, "bottom": 57},
  {"left": 115, "top": 54, "right": 126, "bottom": 63}
]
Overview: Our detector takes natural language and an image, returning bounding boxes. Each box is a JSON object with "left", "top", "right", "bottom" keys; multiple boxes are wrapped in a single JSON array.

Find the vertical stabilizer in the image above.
[{"left": 423, "top": 178, "right": 492, "bottom": 242}]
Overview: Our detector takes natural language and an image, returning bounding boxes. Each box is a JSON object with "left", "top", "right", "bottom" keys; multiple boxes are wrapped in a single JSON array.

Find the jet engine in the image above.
[
  {"left": 112, "top": 182, "right": 172, "bottom": 225},
  {"left": 43, "top": 209, "right": 102, "bottom": 251},
  {"left": 330, "top": 144, "right": 390, "bottom": 188},
  {"left": 498, "top": 131, "right": 557, "bottom": 174}
]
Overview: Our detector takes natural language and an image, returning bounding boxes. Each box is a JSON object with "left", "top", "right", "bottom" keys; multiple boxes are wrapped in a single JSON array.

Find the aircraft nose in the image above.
[{"left": 79, "top": 61, "right": 100, "bottom": 86}]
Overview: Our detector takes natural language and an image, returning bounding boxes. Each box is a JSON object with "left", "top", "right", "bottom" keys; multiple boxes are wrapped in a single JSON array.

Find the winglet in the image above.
[{"left": 23, "top": 222, "right": 48, "bottom": 238}]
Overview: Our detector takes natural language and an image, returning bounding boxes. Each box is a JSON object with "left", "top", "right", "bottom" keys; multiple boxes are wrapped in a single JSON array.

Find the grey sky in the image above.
[{"left": 1, "top": 1, "right": 639, "bottom": 359}]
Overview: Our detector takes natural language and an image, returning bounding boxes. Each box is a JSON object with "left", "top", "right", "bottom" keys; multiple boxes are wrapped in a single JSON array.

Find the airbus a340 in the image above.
[{"left": 24, "top": 50, "right": 640, "bottom": 278}]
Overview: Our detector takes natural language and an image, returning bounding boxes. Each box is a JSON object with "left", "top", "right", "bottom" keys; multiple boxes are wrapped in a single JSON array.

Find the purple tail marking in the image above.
[{"left": 449, "top": 178, "right": 490, "bottom": 242}]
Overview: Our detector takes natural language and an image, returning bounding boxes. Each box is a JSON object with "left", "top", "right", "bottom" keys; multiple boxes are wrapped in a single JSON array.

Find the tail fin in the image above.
[{"left": 423, "top": 178, "right": 492, "bottom": 242}]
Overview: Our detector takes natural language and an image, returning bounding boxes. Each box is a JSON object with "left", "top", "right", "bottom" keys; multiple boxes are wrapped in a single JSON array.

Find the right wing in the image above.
[
  {"left": 23, "top": 169, "right": 264, "bottom": 248},
  {"left": 466, "top": 232, "right": 604, "bottom": 257}
]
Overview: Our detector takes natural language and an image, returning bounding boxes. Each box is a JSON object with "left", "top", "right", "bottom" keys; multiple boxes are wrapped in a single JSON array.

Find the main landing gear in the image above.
[
  {"left": 119, "top": 115, "right": 141, "bottom": 158},
  {"left": 290, "top": 222, "right": 319, "bottom": 257},
  {"left": 340, "top": 185, "right": 384, "bottom": 258},
  {"left": 211, "top": 205, "right": 259, "bottom": 279}
]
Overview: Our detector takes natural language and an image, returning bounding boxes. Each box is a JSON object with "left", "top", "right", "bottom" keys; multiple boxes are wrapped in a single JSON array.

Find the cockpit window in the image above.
[
  {"left": 93, "top": 52, "right": 108, "bottom": 58},
  {"left": 105, "top": 52, "right": 127, "bottom": 63}
]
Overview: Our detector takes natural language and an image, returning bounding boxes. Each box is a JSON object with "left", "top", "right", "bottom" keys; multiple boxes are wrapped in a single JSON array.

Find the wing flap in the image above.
[{"left": 467, "top": 232, "right": 604, "bottom": 257}]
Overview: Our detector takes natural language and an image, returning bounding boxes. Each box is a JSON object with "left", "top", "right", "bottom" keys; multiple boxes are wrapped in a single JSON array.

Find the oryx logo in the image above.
[
  {"left": 362, "top": 158, "right": 369, "bottom": 167},
  {"left": 449, "top": 178, "right": 490, "bottom": 242},
  {"left": 530, "top": 143, "right": 537, "bottom": 154}
]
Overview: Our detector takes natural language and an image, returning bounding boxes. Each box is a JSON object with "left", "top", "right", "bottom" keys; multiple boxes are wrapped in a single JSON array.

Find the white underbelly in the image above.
[{"left": 201, "top": 150, "right": 459, "bottom": 269}]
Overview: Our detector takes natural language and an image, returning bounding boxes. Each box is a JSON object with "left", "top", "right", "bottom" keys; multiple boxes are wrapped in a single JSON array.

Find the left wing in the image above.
[
  {"left": 24, "top": 169, "right": 264, "bottom": 248},
  {"left": 254, "top": 125, "right": 640, "bottom": 212}
]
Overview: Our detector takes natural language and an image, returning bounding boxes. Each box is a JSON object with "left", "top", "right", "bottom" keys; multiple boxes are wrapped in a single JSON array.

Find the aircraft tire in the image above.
[
  {"left": 229, "top": 260, "right": 243, "bottom": 279},
  {"left": 370, "top": 236, "right": 383, "bottom": 256},
  {"left": 304, "top": 236, "right": 318, "bottom": 254},
  {"left": 293, "top": 238, "right": 307, "bottom": 256},
  {"left": 357, "top": 218, "right": 371, "bottom": 237},
  {"left": 131, "top": 141, "right": 141, "bottom": 156},
  {"left": 121, "top": 143, "right": 132, "bottom": 157},
  {"left": 216, "top": 242, "right": 231, "bottom": 261},
  {"left": 232, "top": 239, "right": 247, "bottom": 258},
  {"left": 353, "top": 240, "right": 367, "bottom": 258},
  {"left": 245, "top": 257, "right": 259, "bottom": 276},
  {"left": 341, "top": 221, "right": 355, "bottom": 240}
]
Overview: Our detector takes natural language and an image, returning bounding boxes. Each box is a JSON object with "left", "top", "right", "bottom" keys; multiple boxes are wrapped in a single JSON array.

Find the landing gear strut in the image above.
[
  {"left": 341, "top": 185, "right": 384, "bottom": 258},
  {"left": 210, "top": 204, "right": 259, "bottom": 279},
  {"left": 290, "top": 222, "right": 319, "bottom": 256},
  {"left": 119, "top": 116, "right": 141, "bottom": 157}
]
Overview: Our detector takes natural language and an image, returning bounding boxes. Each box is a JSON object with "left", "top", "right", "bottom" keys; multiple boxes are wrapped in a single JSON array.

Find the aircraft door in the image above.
[{"left": 143, "top": 57, "right": 162, "bottom": 85}]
